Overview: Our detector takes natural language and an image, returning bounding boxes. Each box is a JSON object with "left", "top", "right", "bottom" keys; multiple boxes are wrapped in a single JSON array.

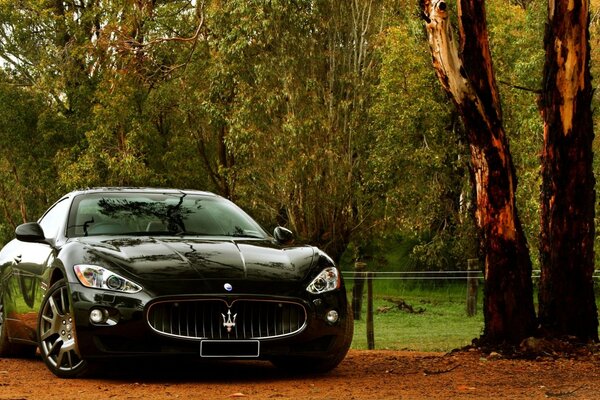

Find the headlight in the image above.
[
  {"left": 306, "top": 267, "right": 340, "bottom": 294},
  {"left": 74, "top": 265, "right": 142, "bottom": 293}
]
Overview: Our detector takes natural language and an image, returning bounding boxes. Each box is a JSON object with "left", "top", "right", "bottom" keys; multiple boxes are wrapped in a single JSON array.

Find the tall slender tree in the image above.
[
  {"left": 538, "top": 0, "right": 598, "bottom": 341},
  {"left": 420, "top": 0, "right": 537, "bottom": 343}
]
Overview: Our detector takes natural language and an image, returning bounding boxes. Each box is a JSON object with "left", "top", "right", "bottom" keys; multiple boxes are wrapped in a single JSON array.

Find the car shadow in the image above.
[{"left": 87, "top": 357, "right": 336, "bottom": 383}]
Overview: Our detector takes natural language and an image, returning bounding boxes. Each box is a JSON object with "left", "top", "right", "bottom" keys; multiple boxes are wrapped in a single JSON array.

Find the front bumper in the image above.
[{"left": 69, "top": 283, "right": 351, "bottom": 360}]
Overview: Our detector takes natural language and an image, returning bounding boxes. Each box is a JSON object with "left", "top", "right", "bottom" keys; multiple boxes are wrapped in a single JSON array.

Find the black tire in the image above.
[
  {"left": 38, "top": 279, "right": 90, "bottom": 378},
  {"left": 0, "top": 290, "right": 37, "bottom": 358}
]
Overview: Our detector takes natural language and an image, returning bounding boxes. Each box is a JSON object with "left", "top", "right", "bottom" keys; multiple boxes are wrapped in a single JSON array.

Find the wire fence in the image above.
[
  {"left": 344, "top": 269, "right": 600, "bottom": 351},
  {"left": 342, "top": 270, "right": 600, "bottom": 280}
]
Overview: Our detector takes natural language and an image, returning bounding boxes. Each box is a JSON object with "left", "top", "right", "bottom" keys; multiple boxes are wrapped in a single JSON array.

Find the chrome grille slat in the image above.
[
  {"left": 258, "top": 306, "right": 262, "bottom": 338},
  {"left": 210, "top": 302, "right": 215, "bottom": 339},
  {"left": 242, "top": 302, "right": 247, "bottom": 338},
  {"left": 186, "top": 304, "right": 190, "bottom": 337},
  {"left": 250, "top": 306, "right": 254, "bottom": 338},
  {"left": 194, "top": 302, "right": 198, "bottom": 338},
  {"left": 173, "top": 305, "right": 177, "bottom": 336},
  {"left": 147, "top": 299, "right": 307, "bottom": 340}
]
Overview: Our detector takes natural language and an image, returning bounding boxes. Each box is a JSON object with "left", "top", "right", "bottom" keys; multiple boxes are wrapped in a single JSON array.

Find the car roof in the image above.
[{"left": 66, "top": 187, "right": 218, "bottom": 198}]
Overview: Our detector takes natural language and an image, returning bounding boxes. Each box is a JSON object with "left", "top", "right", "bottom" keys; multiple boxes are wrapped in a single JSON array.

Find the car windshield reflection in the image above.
[{"left": 66, "top": 192, "right": 267, "bottom": 239}]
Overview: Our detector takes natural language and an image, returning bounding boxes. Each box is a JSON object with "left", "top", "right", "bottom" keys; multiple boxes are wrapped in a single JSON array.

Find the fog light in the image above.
[
  {"left": 90, "top": 308, "right": 107, "bottom": 323},
  {"left": 326, "top": 309, "right": 339, "bottom": 324}
]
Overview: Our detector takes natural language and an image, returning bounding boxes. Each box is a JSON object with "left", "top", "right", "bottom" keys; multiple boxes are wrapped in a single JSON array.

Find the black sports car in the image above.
[{"left": 0, "top": 188, "right": 352, "bottom": 378}]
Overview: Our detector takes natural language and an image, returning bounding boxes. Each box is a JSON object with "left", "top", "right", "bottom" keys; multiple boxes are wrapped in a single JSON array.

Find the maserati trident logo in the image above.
[{"left": 221, "top": 309, "right": 237, "bottom": 333}]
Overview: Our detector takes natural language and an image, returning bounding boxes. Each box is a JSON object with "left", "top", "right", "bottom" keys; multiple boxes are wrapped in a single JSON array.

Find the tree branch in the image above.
[
  {"left": 125, "top": 0, "right": 206, "bottom": 49},
  {"left": 498, "top": 80, "right": 541, "bottom": 94}
]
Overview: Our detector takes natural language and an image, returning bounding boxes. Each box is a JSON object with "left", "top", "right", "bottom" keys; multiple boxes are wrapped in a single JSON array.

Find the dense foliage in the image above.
[{"left": 0, "top": 0, "right": 598, "bottom": 271}]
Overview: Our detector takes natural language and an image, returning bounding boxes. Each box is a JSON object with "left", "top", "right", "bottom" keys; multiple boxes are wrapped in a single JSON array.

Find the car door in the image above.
[{"left": 9, "top": 198, "right": 70, "bottom": 338}]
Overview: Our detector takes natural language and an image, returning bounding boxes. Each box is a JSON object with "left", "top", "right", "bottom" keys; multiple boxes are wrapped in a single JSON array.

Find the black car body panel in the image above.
[
  {"left": 77, "top": 236, "right": 317, "bottom": 282},
  {"left": 0, "top": 188, "right": 352, "bottom": 377}
]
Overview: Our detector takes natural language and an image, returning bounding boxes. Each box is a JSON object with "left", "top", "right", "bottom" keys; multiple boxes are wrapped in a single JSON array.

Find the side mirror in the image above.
[
  {"left": 15, "top": 222, "right": 46, "bottom": 243},
  {"left": 273, "top": 226, "right": 294, "bottom": 245}
]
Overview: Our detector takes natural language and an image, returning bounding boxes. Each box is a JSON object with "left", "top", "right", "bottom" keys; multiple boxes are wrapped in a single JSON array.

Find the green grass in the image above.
[
  {"left": 347, "top": 279, "right": 600, "bottom": 352},
  {"left": 348, "top": 281, "right": 484, "bottom": 352}
]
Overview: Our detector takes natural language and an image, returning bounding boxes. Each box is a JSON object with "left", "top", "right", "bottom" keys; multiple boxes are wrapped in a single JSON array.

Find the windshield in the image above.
[{"left": 66, "top": 192, "right": 268, "bottom": 238}]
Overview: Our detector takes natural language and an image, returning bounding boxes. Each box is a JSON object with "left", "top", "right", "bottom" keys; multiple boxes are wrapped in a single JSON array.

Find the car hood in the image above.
[{"left": 74, "top": 236, "right": 317, "bottom": 282}]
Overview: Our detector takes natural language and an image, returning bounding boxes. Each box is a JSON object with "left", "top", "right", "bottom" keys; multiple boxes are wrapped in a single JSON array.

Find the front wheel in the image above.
[{"left": 38, "top": 279, "right": 90, "bottom": 378}]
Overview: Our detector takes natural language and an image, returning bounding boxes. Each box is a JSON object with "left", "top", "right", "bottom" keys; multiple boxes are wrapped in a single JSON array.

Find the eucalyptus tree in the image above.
[
  {"left": 55, "top": 0, "right": 205, "bottom": 188},
  {"left": 0, "top": 0, "right": 203, "bottom": 190},
  {"left": 0, "top": 75, "right": 58, "bottom": 245},
  {"left": 268, "top": 0, "right": 387, "bottom": 261},
  {"left": 538, "top": 0, "right": 598, "bottom": 341},
  {"left": 0, "top": 0, "right": 101, "bottom": 128},
  {"left": 421, "top": 0, "right": 600, "bottom": 345},
  {"left": 167, "top": 0, "right": 390, "bottom": 262},
  {"left": 0, "top": 0, "right": 100, "bottom": 242},
  {"left": 421, "top": 0, "right": 537, "bottom": 343}
]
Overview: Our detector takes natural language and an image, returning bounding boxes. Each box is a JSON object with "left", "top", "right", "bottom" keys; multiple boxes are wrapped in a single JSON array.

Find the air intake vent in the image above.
[{"left": 147, "top": 299, "right": 307, "bottom": 340}]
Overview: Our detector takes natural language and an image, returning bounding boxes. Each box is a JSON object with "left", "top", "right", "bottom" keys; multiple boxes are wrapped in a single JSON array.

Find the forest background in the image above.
[{"left": 0, "top": 0, "right": 597, "bottom": 274}]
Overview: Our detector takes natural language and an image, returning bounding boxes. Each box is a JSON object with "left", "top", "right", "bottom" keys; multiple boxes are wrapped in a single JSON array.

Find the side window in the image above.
[{"left": 39, "top": 198, "right": 70, "bottom": 239}]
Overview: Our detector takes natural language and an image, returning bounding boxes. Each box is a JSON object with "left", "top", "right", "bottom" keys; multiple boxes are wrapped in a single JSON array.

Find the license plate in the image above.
[{"left": 200, "top": 340, "right": 260, "bottom": 358}]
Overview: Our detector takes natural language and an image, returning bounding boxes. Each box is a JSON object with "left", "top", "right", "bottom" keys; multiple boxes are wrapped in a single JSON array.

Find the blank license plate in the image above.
[{"left": 200, "top": 340, "right": 260, "bottom": 357}]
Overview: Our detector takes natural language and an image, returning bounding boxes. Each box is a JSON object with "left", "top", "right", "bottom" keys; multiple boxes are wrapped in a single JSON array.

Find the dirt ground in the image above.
[{"left": 1, "top": 349, "right": 599, "bottom": 399}]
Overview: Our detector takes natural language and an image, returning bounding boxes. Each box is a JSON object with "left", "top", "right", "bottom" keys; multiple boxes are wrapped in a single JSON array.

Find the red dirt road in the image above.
[{"left": 1, "top": 349, "right": 599, "bottom": 399}]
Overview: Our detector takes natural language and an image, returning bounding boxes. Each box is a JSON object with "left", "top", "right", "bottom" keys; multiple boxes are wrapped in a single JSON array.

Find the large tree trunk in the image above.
[
  {"left": 421, "top": 0, "right": 536, "bottom": 343},
  {"left": 538, "top": 0, "right": 598, "bottom": 341}
]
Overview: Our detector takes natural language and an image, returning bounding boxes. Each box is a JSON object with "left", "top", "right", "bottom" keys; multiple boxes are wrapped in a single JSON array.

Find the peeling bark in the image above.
[
  {"left": 539, "top": 0, "right": 598, "bottom": 341},
  {"left": 421, "top": 0, "right": 536, "bottom": 343}
]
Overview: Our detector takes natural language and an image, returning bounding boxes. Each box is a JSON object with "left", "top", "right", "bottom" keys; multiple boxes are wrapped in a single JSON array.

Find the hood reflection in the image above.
[{"left": 75, "top": 237, "right": 316, "bottom": 282}]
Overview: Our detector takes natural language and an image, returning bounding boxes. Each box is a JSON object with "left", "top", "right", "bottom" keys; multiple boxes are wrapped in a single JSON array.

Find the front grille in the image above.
[{"left": 147, "top": 299, "right": 307, "bottom": 340}]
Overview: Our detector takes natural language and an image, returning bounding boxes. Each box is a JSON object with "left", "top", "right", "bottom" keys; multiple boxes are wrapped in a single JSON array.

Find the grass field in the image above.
[
  {"left": 347, "top": 280, "right": 484, "bottom": 352},
  {"left": 347, "top": 278, "right": 600, "bottom": 352}
]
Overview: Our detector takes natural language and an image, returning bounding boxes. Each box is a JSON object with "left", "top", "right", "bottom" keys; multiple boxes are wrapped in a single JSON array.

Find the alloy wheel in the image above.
[{"left": 38, "top": 280, "right": 87, "bottom": 376}]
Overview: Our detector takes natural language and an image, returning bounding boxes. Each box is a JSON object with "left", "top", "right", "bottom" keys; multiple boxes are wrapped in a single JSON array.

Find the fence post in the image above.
[
  {"left": 466, "top": 258, "right": 479, "bottom": 317},
  {"left": 366, "top": 272, "right": 375, "bottom": 350},
  {"left": 352, "top": 261, "right": 366, "bottom": 320}
]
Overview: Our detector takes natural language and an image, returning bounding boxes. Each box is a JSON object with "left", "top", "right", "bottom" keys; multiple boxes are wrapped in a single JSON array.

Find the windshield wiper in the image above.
[
  {"left": 230, "top": 232, "right": 264, "bottom": 239},
  {"left": 139, "top": 230, "right": 211, "bottom": 237}
]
